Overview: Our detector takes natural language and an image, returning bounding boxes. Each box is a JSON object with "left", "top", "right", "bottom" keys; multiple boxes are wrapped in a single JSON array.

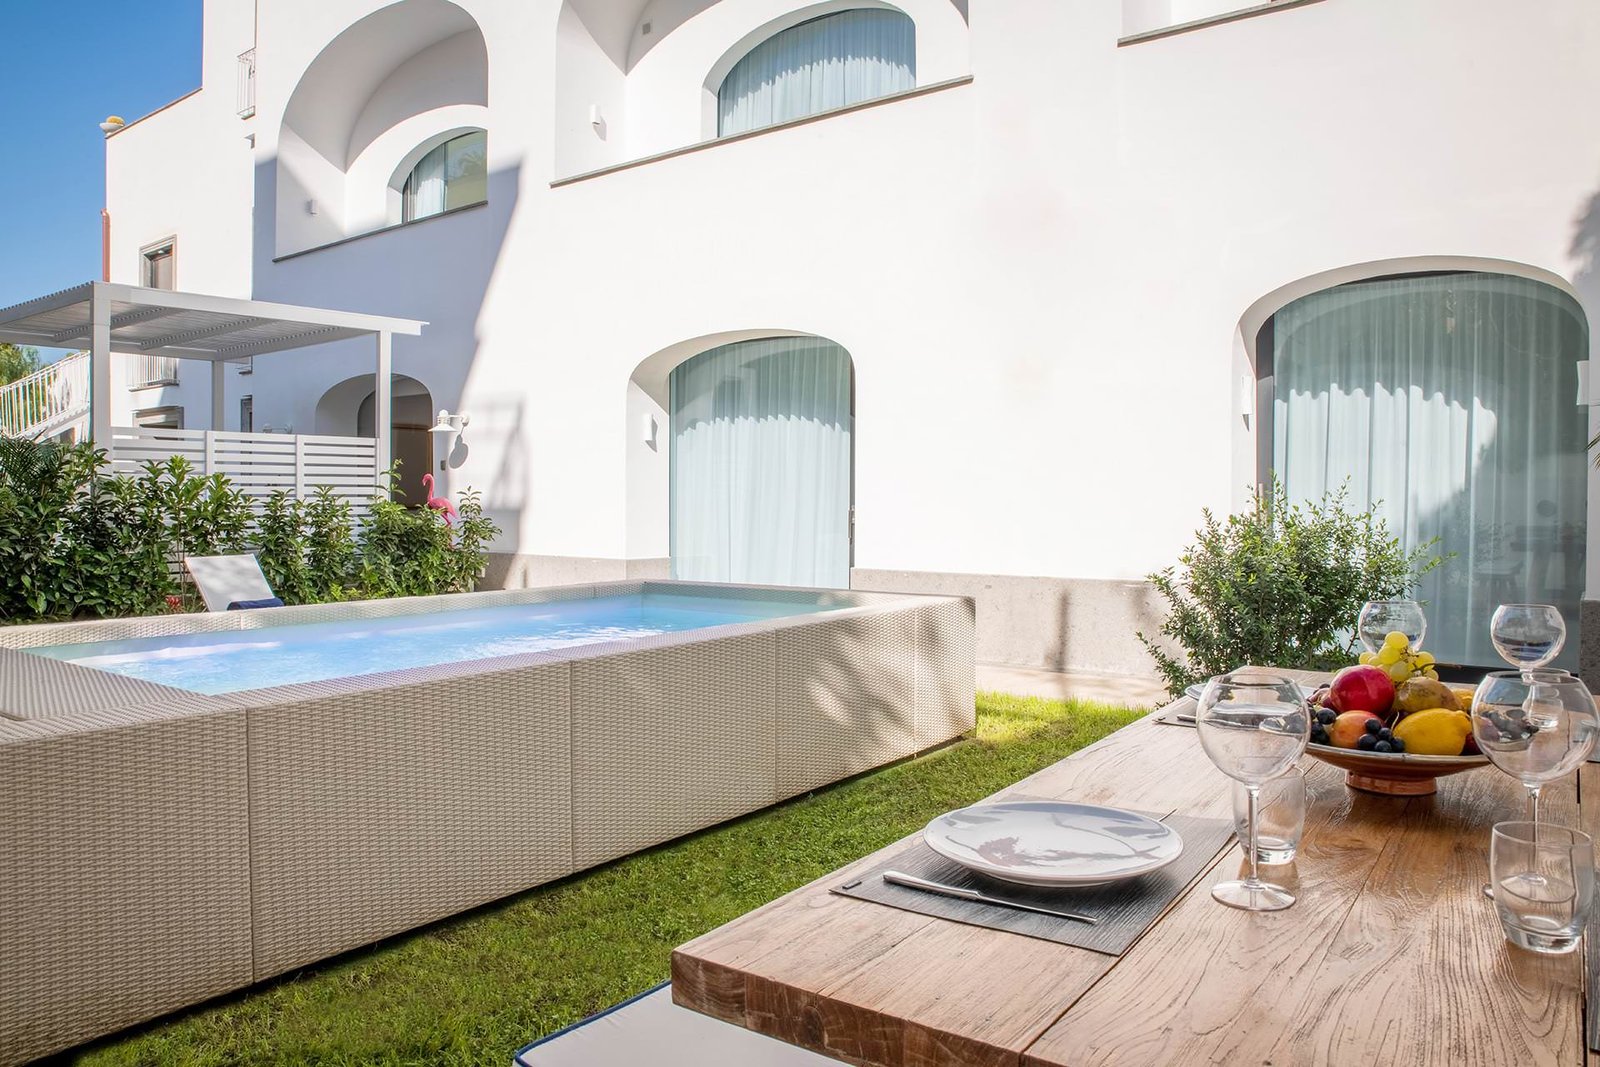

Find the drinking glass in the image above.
[
  {"left": 1357, "top": 600, "right": 1427, "bottom": 654},
  {"left": 1196, "top": 671, "right": 1310, "bottom": 910},
  {"left": 1231, "top": 765, "right": 1307, "bottom": 865},
  {"left": 1491, "top": 822, "right": 1594, "bottom": 954},
  {"left": 1490, "top": 604, "right": 1567, "bottom": 674}
]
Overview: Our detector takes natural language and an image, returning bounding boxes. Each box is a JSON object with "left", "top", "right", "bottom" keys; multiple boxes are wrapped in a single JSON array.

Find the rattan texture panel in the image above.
[
  {"left": 774, "top": 609, "right": 917, "bottom": 798},
  {"left": 0, "top": 709, "right": 250, "bottom": 1065},
  {"left": 0, "top": 610, "right": 244, "bottom": 650},
  {"left": 915, "top": 599, "right": 978, "bottom": 746},
  {"left": 570, "top": 632, "right": 777, "bottom": 868},
  {"left": 0, "top": 646, "right": 207, "bottom": 721},
  {"left": 246, "top": 661, "right": 574, "bottom": 980}
]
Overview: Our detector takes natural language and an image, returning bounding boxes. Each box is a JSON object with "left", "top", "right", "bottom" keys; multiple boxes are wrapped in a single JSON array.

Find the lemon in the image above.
[{"left": 1391, "top": 708, "right": 1473, "bottom": 756}]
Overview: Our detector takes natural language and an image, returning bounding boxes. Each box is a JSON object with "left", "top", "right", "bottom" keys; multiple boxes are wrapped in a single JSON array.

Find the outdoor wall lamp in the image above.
[{"left": 430, "top": 409, "right": 471, "bottom": 468}]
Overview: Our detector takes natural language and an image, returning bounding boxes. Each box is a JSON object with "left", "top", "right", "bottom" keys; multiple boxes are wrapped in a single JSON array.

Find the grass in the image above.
[{"left": 73, "top": 692, "right": 1145, "bottom": 1067}]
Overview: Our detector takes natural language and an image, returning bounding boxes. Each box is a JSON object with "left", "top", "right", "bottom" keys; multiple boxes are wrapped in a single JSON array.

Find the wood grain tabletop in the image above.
[{"left": 672, "top": 670, "right": 1592, "bottom": 1066}]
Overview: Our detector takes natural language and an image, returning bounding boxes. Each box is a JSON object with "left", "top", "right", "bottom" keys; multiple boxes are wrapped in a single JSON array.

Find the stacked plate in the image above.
[{"left": 923, "top": 801, "right": 1183, "bottom": 888}]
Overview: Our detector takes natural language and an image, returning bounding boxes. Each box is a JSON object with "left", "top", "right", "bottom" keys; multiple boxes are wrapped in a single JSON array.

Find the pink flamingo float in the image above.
[{"left": 420, "top": 473, "right": 459, "bottom": 526}]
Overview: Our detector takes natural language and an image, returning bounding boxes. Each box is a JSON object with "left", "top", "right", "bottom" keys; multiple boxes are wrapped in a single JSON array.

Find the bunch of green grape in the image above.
[{"left": 1358, "top": 630, "right": 1438, "bottom": 683}]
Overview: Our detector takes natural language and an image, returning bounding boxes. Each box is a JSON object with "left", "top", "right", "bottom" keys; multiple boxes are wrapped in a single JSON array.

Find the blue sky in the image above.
[{"left": 0, "top": 1, "right": 202, "bottom": 314}]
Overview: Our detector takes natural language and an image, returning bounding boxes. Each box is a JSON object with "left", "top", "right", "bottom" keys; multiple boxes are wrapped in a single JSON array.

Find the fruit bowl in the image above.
[{"left": 1304, "top": 743, "right": 1489, "bottom": 796}]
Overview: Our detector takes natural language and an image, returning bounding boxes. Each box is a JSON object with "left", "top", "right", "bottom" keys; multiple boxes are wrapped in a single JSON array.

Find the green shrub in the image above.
[
  {"left": 355, "top": 477, "right": 496, "bottom": 599},
  {"left": 0, "top": 439, "right": 170, "bottom": 621},
  {"left": 1138, "top": 481, "right": 1446, "bottom": 696},
  {"left": 0, "top": 441, "right": 500, "bottom": 623},
  {"left": 302, "top": 486, "right": 359, "bottom": 601}
]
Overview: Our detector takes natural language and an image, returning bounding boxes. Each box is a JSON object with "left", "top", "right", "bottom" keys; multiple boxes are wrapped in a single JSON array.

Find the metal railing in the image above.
[
  {"left": 0, "top": 351, "right": 90, "bottom": 439},
  {"left": 127, "top": 353, "right": 180, "bottom": 389},
  {"left": 237, "top": 48, "right": 256, "bottom": 119}
]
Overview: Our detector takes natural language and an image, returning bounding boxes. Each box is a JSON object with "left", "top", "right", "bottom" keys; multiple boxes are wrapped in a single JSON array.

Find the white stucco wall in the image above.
[
  {"left": 104, "top": 0, "right": 1600, "bottom": 602},
  {"left": 101, "top": 0, "right": 257, "bottom": 429}
]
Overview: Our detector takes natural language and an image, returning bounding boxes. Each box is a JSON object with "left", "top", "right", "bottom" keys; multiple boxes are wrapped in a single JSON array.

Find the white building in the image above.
[{"left": 97, "top": 0, "right": 1600, "bottom": 677}]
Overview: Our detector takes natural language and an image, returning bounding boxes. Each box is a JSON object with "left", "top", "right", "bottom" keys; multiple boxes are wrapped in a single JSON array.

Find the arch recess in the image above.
[
  {"left": 276, "top": 0, "right": 488, "bottom": 255},
  {"left": 1237, "top": 258, "right": 1591, "bottom": 671},
  {"left": 624, "top": 329, "right": 856, "bottom": 584}
]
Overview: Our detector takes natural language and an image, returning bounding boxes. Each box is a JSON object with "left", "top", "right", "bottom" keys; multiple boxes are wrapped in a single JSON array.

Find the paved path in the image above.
[{"left": 974, "top": 663, "right": 1167, "bottom": 707}]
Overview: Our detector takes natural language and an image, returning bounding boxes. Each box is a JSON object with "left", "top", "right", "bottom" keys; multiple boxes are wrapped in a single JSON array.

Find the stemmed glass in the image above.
[
  {"left": 1473, "top": 670, "right": 1599, "bottom": 826},
  {"left": 1490, "top": 604, "right": 1566, "bottom": 676},
  {"left": 1357, "top": 600, "right": 1427, "bottom": 655},
  {"left": 1196, "top": 671, "right": 1311, "bottom": 911}
]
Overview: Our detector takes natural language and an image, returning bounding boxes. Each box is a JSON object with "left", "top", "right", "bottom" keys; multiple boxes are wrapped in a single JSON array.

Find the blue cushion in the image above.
[{"left": 225, "top": 597, "right": 284, "bottom": 611}]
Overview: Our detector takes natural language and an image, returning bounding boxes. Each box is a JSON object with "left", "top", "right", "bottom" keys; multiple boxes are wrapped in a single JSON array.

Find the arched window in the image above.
[
  {"left": 1265, "top": 271, "right": 1589, "bottom": 669},
  {"left": 717, "top": 9, "right": 915, "bottom": 137},
  {"left": 401, "top": 130, "right": 487, "bottom": 223}
]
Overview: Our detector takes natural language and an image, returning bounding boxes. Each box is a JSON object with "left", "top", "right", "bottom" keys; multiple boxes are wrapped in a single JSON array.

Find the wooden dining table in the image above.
[{"left": 671, "top": 669, "right": 1595, "bottom": 1066}]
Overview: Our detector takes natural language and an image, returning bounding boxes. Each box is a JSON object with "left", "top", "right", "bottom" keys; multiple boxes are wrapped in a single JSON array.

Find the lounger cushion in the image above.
[{"left": 226, "top": 598, "right": 285, "bottom": 611}]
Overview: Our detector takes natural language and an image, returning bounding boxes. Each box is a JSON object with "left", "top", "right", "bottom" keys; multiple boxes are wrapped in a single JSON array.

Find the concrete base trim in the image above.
[{"left": 851, "top": 568, "right": 1172, "bottom": 679}]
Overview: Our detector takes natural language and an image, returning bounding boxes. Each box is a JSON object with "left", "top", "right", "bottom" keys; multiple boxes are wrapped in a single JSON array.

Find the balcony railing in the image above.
[
  {"left": 237, "top": 48, "right": 256, "bottom": 119},
  {"left": 128, "top": 353, "right": 180, "bottom": 389}
]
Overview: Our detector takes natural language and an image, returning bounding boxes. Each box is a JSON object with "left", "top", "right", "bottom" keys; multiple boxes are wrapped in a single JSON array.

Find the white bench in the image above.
[{"left": 514, "top": 984, "right": 840, "bottom": 1066}]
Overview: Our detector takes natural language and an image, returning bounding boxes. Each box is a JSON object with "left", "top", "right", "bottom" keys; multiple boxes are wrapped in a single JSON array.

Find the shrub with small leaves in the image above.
[{"left": 1138, "top": 481, "right": 1447, "bottom": 697}]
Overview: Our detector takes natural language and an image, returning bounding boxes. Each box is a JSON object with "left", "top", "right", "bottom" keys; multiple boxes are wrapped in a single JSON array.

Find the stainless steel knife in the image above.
[{"left": 882, "top": 870, "right": 1098, "bottom": 925}]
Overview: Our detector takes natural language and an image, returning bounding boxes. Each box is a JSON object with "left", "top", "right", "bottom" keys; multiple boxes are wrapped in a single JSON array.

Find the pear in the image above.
[{"left": 1394, "top": 676, "right": 1458, "bottom": 717}]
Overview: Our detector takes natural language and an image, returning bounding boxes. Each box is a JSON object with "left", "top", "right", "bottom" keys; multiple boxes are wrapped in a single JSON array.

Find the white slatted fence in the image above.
[{"left": 109, "top": 427, "right": 380, "bottom": 512}]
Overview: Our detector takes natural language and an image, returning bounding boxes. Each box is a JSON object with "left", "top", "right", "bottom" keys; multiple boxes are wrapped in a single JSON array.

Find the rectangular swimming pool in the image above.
[
  {"left": 27, "top": 592, "right": 831, "bottom": 695},
  {"left": 0, "top": 580, "right": 974, "bottom": 1064}
]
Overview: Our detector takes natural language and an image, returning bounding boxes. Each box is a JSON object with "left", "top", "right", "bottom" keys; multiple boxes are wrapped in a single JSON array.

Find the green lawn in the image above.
[{"left": 74, "top": 692, "right": 1145, "bottom": 1067}]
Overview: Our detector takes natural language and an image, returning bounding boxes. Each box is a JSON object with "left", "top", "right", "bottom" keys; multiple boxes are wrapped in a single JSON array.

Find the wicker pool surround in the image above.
[{"left": 0, "top": 581, "right": 974, "bottom": 1064}]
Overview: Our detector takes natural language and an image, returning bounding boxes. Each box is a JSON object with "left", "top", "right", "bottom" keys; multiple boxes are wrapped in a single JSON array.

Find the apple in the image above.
[
  {"left": 1328, "top": 710, "right": 1383, "bottom": 749},
  {"left": 1327, "top": 664, "right": 1396, "bottom": 715}
]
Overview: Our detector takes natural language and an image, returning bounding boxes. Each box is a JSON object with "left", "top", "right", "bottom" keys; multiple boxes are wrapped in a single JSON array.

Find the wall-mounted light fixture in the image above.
[
  {"left": 306, "top": 199, "right": 319, "bottom": 216},
  {"left": 1238, "top": 372, "right": 1255, "bottom": 428},
  {"left": 429, "top": 410, "right": 472, "bottom": 495}
]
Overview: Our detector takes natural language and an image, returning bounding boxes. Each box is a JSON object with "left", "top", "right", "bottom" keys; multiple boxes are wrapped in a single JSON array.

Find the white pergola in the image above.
[{"left": 0, "top": 281, "right": 426, "bottom": 479}]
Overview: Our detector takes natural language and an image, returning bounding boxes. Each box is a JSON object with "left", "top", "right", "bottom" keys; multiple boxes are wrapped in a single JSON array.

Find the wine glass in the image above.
[
  {"left": 1490, "top": 604, "right": 1566, "bottom": 675},
  {"left": 1357, "top": 600, "right": 1427, "bottom": 654},
  {"left": 1473, "top": 670, "right": 1599, "bottom": 826},
  {"left": 1196, "top": 671, "right": 1311, "bottom": 911}
]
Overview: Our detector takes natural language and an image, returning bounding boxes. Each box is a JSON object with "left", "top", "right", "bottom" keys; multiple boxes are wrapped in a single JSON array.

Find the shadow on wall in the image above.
[{"left": 248, "top": 155, "right": 526, "bottom": 558}]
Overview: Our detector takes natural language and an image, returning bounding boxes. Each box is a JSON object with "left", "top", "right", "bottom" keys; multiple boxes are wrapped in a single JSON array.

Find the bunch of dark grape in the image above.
[
  {"left": 1310, "top": 707, "right": 1336, "bottom": 745},
  {"left": 1358, "top": 717, "right": 1405, "bottom": 753}
]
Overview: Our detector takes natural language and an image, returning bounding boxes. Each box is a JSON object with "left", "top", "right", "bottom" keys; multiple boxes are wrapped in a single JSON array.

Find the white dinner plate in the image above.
[{"left": 922, "top": 801, "right": 1184, "bottom": 888}]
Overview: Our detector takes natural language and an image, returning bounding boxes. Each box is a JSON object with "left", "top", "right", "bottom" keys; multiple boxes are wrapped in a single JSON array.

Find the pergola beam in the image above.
[{"left": 140, "top": 316, "right": 269, "bottom": 351}]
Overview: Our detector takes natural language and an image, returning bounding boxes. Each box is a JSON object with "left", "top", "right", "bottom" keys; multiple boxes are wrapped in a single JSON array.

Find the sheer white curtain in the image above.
[
  {"left": 403, "top": 142, "right": 448, "bottom": 222},
  {"left": 1273, "top": 273, "right": 1589, "bottom": 668},
  {"left": 670, "top": 337, "right": 853, "bottom": 587},
  {"left": 717, "top": 9, "right": 915, "bottom": 136}
]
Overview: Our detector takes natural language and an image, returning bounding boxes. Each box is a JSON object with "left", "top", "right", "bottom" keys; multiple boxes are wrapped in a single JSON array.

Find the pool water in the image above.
[{"left": 28, "top": 593, "right": 825, "bottom": 696}]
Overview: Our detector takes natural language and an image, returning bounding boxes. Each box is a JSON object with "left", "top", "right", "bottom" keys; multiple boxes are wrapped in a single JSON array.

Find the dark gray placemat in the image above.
[
  {"left": 1154, "top": 695, "right": 1196, "bottom": 728},
  {"left": 830, "top": 810, "right": 1234, "bottom": 956}
]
